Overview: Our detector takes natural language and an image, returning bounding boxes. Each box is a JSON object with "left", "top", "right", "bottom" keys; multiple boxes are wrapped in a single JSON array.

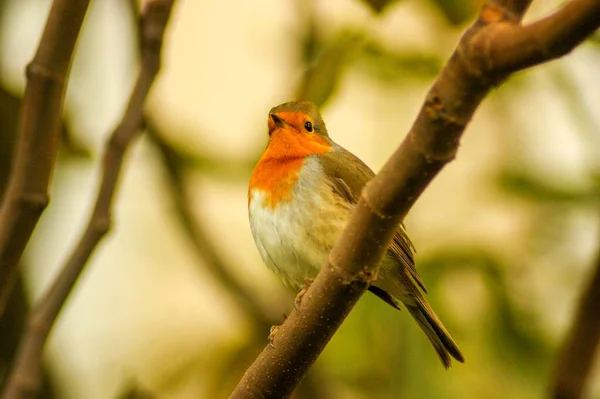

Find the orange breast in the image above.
[{"left": 249, "top": 127, "right": 331, "bottom": 209}]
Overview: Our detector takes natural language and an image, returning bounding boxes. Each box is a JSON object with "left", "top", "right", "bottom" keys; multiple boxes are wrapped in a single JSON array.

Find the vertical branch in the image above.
[
  {"left": 0, "top": 1, "right": 177, "bottom": 398},
  {"left": 550, "top": 232, "right": 600, "bottom": 399},
  {"left": 0, "top": 0, "right": 91, "bottom": 313}
]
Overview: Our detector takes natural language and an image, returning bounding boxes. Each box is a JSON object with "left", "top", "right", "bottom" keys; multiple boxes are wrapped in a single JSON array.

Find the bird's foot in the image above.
[
  {"left": 268, "top": 325, "right": 280, "bottom": 347},
  {"left": 294, "top": 277, "right": 314, "bottom": 311},
  {"left": 268, "top": 313, "right": 288, "bottom": 347}
]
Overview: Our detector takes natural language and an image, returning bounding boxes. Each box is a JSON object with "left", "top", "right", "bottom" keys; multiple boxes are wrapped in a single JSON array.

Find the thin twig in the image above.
[
  {"left": 0, "top": 0, "right": 90, "bottom": 315},
  {"left": 550, "top": 226, "right": 600, "bottom": 399},
  {"left": 230, "top": 0, "right": 600, "bottom": 397},
  {"left": 0, "top": 1, "right": 176, "bottom": 398}
]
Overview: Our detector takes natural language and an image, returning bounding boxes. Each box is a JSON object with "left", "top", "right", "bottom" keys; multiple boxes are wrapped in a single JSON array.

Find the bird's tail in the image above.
[{"left": 405, "top": 297, "right": 464, "bottom": 369}]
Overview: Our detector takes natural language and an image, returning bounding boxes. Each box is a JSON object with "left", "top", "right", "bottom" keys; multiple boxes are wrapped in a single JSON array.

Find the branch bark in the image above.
[
  {"left": 0, "top": 0, "right": 90, "bottom": 315},
  {"left": 230, "top": 0, "right": 600, "bottom": 397},
  {"left": 550, "top": 229, "right": 600, "bottom": 399},
  {"left": 0, "top": 1, "right": 176, "bottom": 398}
]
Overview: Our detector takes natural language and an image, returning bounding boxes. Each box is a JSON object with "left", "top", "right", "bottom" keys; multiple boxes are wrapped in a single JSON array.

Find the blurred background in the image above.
[{"left": 1, "top": 0, "right": 600, "bottom": 398}]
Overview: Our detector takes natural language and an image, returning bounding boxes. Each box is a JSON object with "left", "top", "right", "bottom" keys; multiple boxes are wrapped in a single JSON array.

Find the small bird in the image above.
[{"left": 248, "top": 101, "right": 464, "bottom": 368}]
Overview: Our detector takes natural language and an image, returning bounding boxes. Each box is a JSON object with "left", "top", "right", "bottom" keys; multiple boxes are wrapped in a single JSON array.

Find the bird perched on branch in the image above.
[{"left": 248, "top": 100, "right": 464, "bottom": 368}]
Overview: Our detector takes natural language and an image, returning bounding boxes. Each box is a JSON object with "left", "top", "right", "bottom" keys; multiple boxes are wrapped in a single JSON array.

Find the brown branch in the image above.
[
  {"left": 230, "top": 0, "right": 600, "bottom": 397},
  {"left": 0, "top": 274, "right": 57, "bottom": 399},
  {"left": 0, "top": 1, "right": 176, "bottom": 398},
  {"left": 550, "top": 231, "right": 600, "bottom": 399},
  {"left": 490, "top": 0, "right": 600, "bottom": 73},
  {"left": 0, "top": 0, "right": 90, "bottom": 315}
]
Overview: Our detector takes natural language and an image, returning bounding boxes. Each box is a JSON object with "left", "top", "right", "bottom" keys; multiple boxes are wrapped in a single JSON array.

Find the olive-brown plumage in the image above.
[{"left": 248, "top": 101, "right": 464, "bottom": 367}]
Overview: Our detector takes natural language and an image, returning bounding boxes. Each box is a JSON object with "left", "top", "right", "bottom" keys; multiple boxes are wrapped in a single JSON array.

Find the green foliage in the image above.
[
  {"left": 428, "top": 0, "right": 482, "bottom": 25},
  {"left": 359, "top": 0, "right": 403, "bottom": 14},
  {"left": 298, "top": 31, "right": 365, "bottom": 108},
  {"left": 298, "top": 30, "right": 442, "bottom": 107},
  {"left": 357, "top": 44, "right": 442, "bottom": 83},
  {"left": 497, "top": 170, "right": 600, "bottom": 205},
  {"left": 421, "top": 250, "right": 551, "bottom": 366}
]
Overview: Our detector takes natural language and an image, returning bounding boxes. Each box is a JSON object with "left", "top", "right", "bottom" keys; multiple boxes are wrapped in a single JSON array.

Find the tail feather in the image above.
[{"left": 406, "top": 299, "right": 464, "bottom": 368}]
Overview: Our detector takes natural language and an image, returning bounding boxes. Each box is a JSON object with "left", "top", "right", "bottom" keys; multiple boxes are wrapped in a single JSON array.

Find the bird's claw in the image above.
[
  {"left": 268, "top": 313, "right": 288, "bottom": 347},
  {"left": 294, "top": 287, "right": 307, "bottom": 311},
  {"left": 294, "top": 277, "right": 314, "bottom": 311},
  {"left": 268, "top": 325, "right": 280, "bottom": 347}
]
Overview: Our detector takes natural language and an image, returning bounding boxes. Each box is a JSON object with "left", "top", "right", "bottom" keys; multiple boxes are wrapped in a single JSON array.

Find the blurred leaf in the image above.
[
  {"left": 357, "top": 43, "right": 442, "bottom": 82},
  {"left": 419, "top": 249, "right": 551, "bottom": 369},
  {"left": 297, "top": 0, "right": 318, "bottom": 66},
  {"left": 497, "top": 170, "right": 600, "bottom": 205},
  {"left": 163, "top": 139, "right": 256, "bottom": 180},
  {"left": 359, "top": 0, "right": 402, "bottom": 13},
  {"left": 204, "top": 337, "right": 263, "bottom": 398},
  {"left": 548, "top": 65, "right": 600, "bottom": 164},
  {"left": 58, "top": 119, "right": 93, "bottom": 159},
  {"left": 294, "top": 369, "right": 333, "bottom": 399},
  {"left": 0, "top": 0, "right": 7, "bottom": 23},
  {"left": 321, "top": 293, "right": 410, "bottom": 397},
  {"left": 428, "top": 0, "right": 482, "bottom": 25},
  {"left": 115, "top": 381, "right": 156, "bottom": 399},
  {"left": 296, "top": 31, "right": 365, "bottom": 108},
  {"left": 298, "top": 30, "right": 442, "bottom": 105},
  {"left": 144, "top": 119, "right": 257, "bottom": 181}
]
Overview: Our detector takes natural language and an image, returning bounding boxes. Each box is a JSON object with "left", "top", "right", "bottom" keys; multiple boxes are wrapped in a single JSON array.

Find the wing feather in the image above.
[{"left": 318, "top": 147, "right": 426, "bottom": 293}]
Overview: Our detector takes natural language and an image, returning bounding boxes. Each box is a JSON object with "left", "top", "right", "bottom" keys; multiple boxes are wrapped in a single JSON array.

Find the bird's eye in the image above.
[{"left": 304, "top": 121, "right": 313, "bottom": 132}]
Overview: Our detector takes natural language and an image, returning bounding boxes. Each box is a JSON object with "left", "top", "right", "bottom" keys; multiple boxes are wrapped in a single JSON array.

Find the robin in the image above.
[{"left": 248, "top": 100, "right": 464, "bottom": 368}]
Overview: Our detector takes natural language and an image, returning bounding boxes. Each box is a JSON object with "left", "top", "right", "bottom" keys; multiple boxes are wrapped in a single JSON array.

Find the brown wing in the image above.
[
  {"left": 389, "top": 226, "right": 426, "bottom": 293},
  {"left": 318, "top": 147, "right": 426, "bottom": 293}
]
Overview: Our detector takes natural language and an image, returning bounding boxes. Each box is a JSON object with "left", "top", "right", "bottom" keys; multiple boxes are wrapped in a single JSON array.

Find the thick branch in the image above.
[
  {"left": 550, "top": 234, "right": 600, "bottom": 399},
  {"left": 490, "top": 0, "right": 600, "bottom": 73},
  {"left": 0, "top": 0, "right": 90, "bottom": 315},
  {"left": 0, "top": 2, "right": 176, "bottom": 398},
  {"left": 230, "top": 0, "right": 600, "bottom": 397}
]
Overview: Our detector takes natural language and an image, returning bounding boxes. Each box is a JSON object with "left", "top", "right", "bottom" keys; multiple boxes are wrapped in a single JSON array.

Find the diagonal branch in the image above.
[
  {"left": 488, "top": 0, "right": 600, "bottom": 73},
  {"left": 0, "top": 0, "right": 90, "bottom": 315},
  {"left": 0, "top": 1, "right": 176, "bottom": 398},
  {"left": 230, "top": 0, "right": 600, "bottom": 397},
  {"left": 550, "top": 227, "right": 600, "bottom": 399}
]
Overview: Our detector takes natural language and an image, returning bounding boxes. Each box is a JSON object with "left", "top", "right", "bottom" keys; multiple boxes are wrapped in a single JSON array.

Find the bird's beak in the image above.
[{"left": 268, "top": 113, "right": 285, "bottom": 134}]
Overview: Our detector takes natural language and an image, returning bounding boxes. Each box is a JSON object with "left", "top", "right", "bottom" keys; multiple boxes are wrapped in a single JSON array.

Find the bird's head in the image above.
[
  {"left": 249, "top": 101, "right": 331, "bottom": 207},
  {"left": 267, "top": 101, "right": 329, "bottom": 138}
]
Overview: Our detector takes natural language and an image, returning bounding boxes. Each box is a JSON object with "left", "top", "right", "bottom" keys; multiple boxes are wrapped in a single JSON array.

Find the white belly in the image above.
[{"left": 248, "top": 157, "right": 351, "bottom": 288}]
